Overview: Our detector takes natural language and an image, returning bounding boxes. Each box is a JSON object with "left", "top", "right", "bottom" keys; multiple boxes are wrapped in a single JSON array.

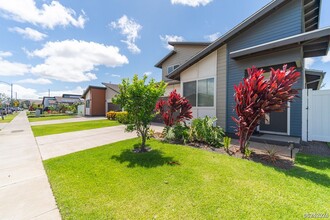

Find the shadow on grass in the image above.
[
  {"left": 294, "top": 154, "right": 330, "bottom": 170},
  {"left": 111, "top": 144, "right": 176, "bottom": 168},
  {"left": 281, "top": 154, "right": 330, "bottom": 188},
  {"left": 282, "top": 167, "right": 330, "bottom": 188}
]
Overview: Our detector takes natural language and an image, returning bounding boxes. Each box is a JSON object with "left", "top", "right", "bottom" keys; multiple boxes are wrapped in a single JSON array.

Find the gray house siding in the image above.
[
  {"left": 229, "top": 0, "right": 303, "bottom": 52},
  {"left": 226, "top": 0, "right": 304, "bottom": 136},
  {"left": 290, "top": 69, "right": 303, "bottom": 137},
  {"left": 216, "top": 45, "right": 227, "bottom": 130}
]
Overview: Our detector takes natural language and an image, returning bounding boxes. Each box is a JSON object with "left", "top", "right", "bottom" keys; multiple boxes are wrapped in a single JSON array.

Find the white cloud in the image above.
[
  {"left": 0, "top": 51, "right": 12, "bottom": 57},
  {"left": 160, "top": 35, "right": 184, "bottom": 50},
  {"left": 204, "top": 32, "right": 220, "bottom": 41},
  {"left": 0, "top": 84, "right": 84, "bottom": 100},
  {"left": 0, "top": 83, "right": 39, "bottom": 100},
  {"left": 39, "top": 86, "right": 84, "bottom": 97},
  {"left": 111, "top": 74, "right": 121, "bottom": 78},
  {"left": 321, "top": 50, "right": 330, "bottom": 63},
  {"left": 29, "top": 39, "right": 128, "bottom": 82},
  {"left": 111, "top": 15, "right": 142, "bottom": 54},
  {"left": 16, "top": 78, "right": 52, "bottom": 85},
  {"left": 171, "top": 0, "right": 212, "bottom": 7},
  {"left": 305, "top": 58, "right": 315, "bottom": 69},
  {"left": 0, "top": 0, "right": 86, "bottom": 29},
  {"left": 143, "top": 71, "right": 152, "bottom": 76},
  {"left": 0, "top": 57, "right": 30, "bottom": 76},
  {"left": 9, "top": 27, "right": 47, "bottom": 41}
]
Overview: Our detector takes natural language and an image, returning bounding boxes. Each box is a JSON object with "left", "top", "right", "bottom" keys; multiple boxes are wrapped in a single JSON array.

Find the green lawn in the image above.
[
  {"left": 44, "top": 138, "right": 330, "bottom": 220},
  {"left": 32, "top": 119, "right": 120, "bottom": 136},
  {"left": 28, "top": 115, "right": 77, "bottom": 122},
  {"left": 0, "top": 113, "right": 18, "bottom": 123}
]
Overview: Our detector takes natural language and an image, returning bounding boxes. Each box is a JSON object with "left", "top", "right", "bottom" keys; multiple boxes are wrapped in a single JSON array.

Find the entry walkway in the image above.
[{"left": 0, "top": 111, "right": 61, "bottom": 219}]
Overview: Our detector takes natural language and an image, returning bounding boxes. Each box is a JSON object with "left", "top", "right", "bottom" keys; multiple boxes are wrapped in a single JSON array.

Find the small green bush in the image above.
[
  {"left": 106, "top": 111, "right": 117, "bottom": 120},
  {"left": 190, "top": 116, "right": 224, "bottom": 148},
  {"left": 223, "top": 136, "right": 231, "bottom": 153},
  {"left": 115, "top": 111, "right": 129, "bottom": 124},
  {"left": 244, "top": 148, "right": 252, "bottom": 158}
]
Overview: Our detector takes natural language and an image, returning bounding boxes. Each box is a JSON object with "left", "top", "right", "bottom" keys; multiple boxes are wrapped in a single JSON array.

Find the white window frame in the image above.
[{"left": 181, "top": 76, "right": 216, "bottom": 109}]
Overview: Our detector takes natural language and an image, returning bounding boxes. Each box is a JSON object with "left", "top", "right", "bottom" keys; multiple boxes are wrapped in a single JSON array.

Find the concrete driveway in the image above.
[
  {"left": 36, "top": 123, "right": 164, "bottom": 160},
  {"left": 30, "top": 116, "right": 106, "bottom": 126}
]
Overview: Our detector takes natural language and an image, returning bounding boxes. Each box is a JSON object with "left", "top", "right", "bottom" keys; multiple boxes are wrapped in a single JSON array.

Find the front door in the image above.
[{"left": 259, "top": 109, "right": 287, "bottom": 134}]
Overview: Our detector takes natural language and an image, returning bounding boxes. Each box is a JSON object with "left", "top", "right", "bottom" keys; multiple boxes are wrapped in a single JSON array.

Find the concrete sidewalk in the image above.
[
  {"left": 0, "top": 122, "right": 8, "bottom": 130},
  {"left": 37, "top": 123, "right": 164, "bottom": 160},
  {"left": 30, "top": 116, "right": 106, "bottom": 126},
  {"left": 0, "top": 111, "right": 61, "bottom": 219}
]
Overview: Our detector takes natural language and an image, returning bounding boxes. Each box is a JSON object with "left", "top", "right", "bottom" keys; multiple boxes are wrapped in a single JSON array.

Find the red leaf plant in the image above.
[
  {"left": 155, "top": 89, "right": 193, "bottom": 127},
  {"left": 232, "top": 65, "right": 300, "bottom": 153}
]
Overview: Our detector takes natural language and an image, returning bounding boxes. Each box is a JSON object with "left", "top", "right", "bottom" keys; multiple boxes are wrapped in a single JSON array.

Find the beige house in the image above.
[{"left": 155, "top": 42, "right": 226, "bottom": 128}]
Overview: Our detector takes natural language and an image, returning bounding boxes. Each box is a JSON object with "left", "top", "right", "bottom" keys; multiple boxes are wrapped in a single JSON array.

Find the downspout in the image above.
[{"left": 306, "top": 88, "right": 309, "bottom": 142}]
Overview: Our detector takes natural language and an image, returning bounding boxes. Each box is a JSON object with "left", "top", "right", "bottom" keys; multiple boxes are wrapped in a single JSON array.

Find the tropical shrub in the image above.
[
  {"left": 115, "top": 111, "right": 129, "bottom": 124},
  {"left": 262, "top": 147, "right": 280, "bottom": 164},
  {"left": 164, "top": 123, "right": 190, "bottom": 143},
  {"left": 232, "top": 65, "right": 300, "bottom": 153},
  {"left": 190, "top": 116, "right": 224, "bottom": 148},
  {"left": 112, "top": 75, "right": 166, "bottom": 151},
  {"left": 155, "top": 89, "right": 193, "bottom": 127},
  {"left": 106, "top": 111, "right": 117, "bottom": 120}
]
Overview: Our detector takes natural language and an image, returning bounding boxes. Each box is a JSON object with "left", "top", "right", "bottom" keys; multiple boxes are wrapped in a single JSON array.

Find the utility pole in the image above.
[{"left": 11, "top": 83, "right": 13, "bottom": 107}]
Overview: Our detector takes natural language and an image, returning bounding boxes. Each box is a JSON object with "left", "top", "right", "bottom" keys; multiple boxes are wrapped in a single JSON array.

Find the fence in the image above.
[{"left": 302, "top": 89, "right": 330, "bottom": 142}]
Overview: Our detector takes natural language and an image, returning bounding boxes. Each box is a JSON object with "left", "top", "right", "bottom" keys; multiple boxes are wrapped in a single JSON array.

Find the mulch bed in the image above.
[
  {"left": 153, "top": 131, "right": 294, "bottom": 170},
  {"left": 186, "top": 142, "right": 294, "bottom": 170}
]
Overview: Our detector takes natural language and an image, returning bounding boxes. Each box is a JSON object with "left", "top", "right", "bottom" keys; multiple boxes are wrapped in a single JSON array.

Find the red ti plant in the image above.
[
  {"left": 155, "top": 89, "right": 193, "bottom": 127},
  {"left": 232, "top": 65, "right": 300, "bottom": 153}
]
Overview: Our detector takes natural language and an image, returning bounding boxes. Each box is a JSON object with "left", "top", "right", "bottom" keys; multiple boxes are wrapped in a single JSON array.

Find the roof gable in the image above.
[
  {"left": 81, "top": 85, "right": 106, "bottom": 98},
  {"left": 168, "top": 0, "right": 322, "bottom": 80}
]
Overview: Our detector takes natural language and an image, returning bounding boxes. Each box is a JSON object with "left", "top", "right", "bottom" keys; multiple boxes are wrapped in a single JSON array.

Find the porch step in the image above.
[{"left": 250, "top": 134, "right": 301, "bottom": 147}]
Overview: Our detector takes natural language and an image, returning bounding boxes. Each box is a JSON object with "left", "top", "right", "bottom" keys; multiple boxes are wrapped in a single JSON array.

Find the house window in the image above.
[
  {"left": 183, "top": 77, "right": 215, "bottom": 107},
  {"left": 183, "top": 81, "right": 197, "bottom": 107},
  {"left": 198, "top": 78, "right": 214, "bottom": 107},
  {"left": 86, "top": 100, "right": 90, "bottom": 108},
  {"left": 167, "top": 64, "right": 180, "bottom": 74}
]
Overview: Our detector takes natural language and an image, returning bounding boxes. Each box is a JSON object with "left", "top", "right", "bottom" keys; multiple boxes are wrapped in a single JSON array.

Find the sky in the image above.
[{"left": 0, "top": 0, "right": 329, "bottom": 100}]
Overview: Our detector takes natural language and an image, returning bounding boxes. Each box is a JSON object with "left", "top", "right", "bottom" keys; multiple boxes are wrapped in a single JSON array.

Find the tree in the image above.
[
  {"left": 155, "top": 89, "right": 193, "bottom": 127},
  {"left": 232, "top": 65, "right": 300, "bottom": 153},
  {"left": 0, "top": 93, "right": 9, "bottom": 108},
  {"left": 112, "top": 74, "right": 166, "bottom": 152}
]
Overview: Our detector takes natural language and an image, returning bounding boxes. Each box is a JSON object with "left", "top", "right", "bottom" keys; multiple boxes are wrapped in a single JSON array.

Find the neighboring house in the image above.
[
  {"left": 155, "top": 0, "right": 329, "bottom": 140},
  {"left": 42, "top": 94, "right": 82, "bottom": 110},
  {"left": 102, "top": 83, "right": 121, "bottom": 112},
  {"left": 82, "top": 83, "right": 120, "bottom": 116},
  {"left": 81, "top": 86, "right": 106, "bottom": 116}
]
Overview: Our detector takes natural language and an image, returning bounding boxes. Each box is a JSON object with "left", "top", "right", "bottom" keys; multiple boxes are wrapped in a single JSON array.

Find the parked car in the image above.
[{"left": 0, "top": 108, "right": 7, "bottom": 115}]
